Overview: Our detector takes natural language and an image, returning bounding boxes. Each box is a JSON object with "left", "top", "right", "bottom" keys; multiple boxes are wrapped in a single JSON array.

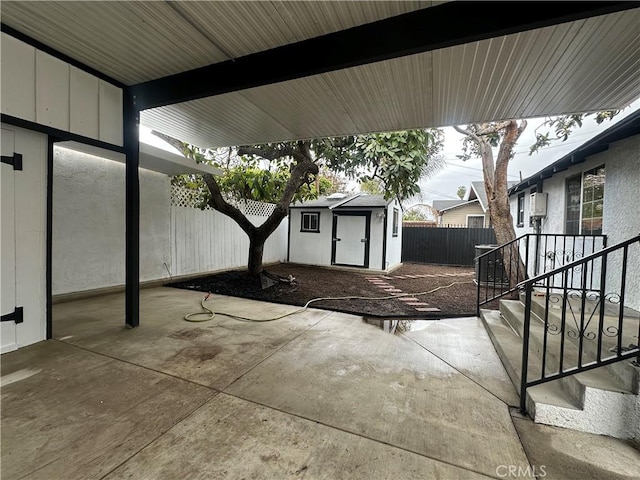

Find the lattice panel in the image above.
[
  {"left": 170, "top": 185, "right": 277, "bottom": 217},
  {"left": 242, "top": 199, "right": 277, "bottom": 217},
  {"left": 171, "top": 184, "right": 212, "bottom": 210}
]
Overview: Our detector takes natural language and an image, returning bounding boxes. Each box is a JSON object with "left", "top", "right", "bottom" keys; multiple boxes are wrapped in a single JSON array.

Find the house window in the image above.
[
  {"left": 565, "top": 165, "right": 605, "bottom": 235},
  {"left": 301, "top": 212, "right": 320, "bottom": 233},
  {"left": 517, "top": 193, "right": 525, "bottom": 227},
  {"left": 392, "top": 209, "right": 399, "bottom": 237},
  {"left": 467, "top": 215, "right": 485, "bottom": 228}
]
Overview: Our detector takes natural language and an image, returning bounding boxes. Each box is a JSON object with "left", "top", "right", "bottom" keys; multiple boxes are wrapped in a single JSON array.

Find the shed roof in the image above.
[
  {"left": 291, "top": 194, "right": 391, "bottom": 209},
  {"left": 3, "top": 2, "right": 640, "bottom": 149}
]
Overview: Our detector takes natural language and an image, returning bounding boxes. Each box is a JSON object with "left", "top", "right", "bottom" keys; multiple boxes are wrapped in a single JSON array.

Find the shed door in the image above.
[
  {"left": 1, "top": 129, "right": 18, "bottom": 352},
  {"left": 332, "top": 213, "right": 370, "bottom": 268}
]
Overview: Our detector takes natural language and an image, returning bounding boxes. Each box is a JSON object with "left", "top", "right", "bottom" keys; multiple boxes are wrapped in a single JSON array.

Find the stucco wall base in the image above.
[
  {"left": 531, "top": 384, "right": 640, "bottom": 441},
  {"left": 52, "top": 262, "right": 283, "bottom": 304}
]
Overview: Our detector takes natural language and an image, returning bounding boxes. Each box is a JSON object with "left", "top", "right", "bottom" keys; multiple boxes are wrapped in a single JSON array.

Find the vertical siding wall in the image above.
[
  {"left": 1, "top": 33, "right": 123, "bottom": 146},
  {"left": 170, "top": 207, "right": 288, "bottom": 277}
]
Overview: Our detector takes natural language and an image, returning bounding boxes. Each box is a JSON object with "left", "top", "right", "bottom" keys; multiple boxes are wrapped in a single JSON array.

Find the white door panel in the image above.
[
  {"left": 334, "top": 215, "right": 367, "bottom": 267},
  {"left": 1, "top": 125, "right": 47, "bottom": 353},
  {"left": 1, "top": 128, "right": 18, "bottom": 352}
]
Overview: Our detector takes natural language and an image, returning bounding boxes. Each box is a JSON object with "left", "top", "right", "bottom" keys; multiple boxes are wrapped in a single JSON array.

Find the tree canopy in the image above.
[{"left": 157, "top": 128, "right": 444, "bottom": 274}]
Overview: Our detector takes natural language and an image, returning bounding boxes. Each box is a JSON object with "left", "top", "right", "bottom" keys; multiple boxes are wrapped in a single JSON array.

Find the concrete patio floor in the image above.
[{"left": 1, "top": 287, "right": 639, "bottom": 479}]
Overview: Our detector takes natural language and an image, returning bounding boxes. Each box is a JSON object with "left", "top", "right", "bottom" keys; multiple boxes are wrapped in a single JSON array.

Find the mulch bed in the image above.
[{"left": 168, "top": 263, "right": 497, "bottom": 318}]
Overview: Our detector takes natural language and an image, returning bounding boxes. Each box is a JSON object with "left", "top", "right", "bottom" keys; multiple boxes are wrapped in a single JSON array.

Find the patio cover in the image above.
[
  {"left": 2, "top": 1, "right": 640, "bottom": 328},
  {"left": 2, "top": 2, "right": 640, "bottom": 149}
]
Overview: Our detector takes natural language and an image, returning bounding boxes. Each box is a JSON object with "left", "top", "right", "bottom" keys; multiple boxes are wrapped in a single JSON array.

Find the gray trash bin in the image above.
[{"left": 475, "top": 245, "right": 509, "bottom": 286}]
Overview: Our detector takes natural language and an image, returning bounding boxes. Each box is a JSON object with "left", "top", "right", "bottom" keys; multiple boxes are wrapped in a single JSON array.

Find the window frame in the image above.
[
  {"left": 516, "top": 193, "right": 525, "bottom": 227},
  {"left": 300, "top": 211, "right": 321, "bottom": 233},
  {"left": 392, "top": 208, "right": 399, "bottom": 237},
  {"left": 564, "top": 165, "right": 605, "bottom": 235}
]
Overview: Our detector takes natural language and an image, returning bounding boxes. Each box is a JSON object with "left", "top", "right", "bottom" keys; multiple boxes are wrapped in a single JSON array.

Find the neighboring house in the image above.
[
  {"left": 288, "top": 193, "right": 402, "bottom": 272},
  {"left": 508, "top": 109, "right": 640, "bottom": 309},
  {"left": 435, "top": 182, "right": 516, "bottom": 227}
]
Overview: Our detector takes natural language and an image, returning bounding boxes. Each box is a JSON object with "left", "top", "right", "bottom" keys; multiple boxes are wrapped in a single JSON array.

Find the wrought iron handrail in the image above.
[
  {"left": 476, "top": 233, "right": 607, "bottom": 314},
  {"left": 518, "top": 233, "right": 640, "bottom": 413},
  {"left": 476, "top": 234, "right": 530, "bottom": 314}
]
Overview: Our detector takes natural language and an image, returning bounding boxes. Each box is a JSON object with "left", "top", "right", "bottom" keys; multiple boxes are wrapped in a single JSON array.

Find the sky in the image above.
[
  {"left": 413, "top": 98, "right": 640, "bottom": 206},
  {"left": 140, "top": 97, "right": 640, "bottom": 207}
]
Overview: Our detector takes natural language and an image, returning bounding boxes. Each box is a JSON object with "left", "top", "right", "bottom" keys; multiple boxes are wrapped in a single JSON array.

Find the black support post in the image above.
[
  {"left": 46, "top": 136, "right": 56, "bottom": 339},
  {"left": 124, "top": 90, "right": 140, "bottom": 328}
]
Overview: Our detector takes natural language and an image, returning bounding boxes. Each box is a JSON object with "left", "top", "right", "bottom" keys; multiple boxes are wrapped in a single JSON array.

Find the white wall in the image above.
[
  {"left": 368, "top": 208, "right": 385, "bottom": 270},
  {"left": 53, "top": 147, "right": 171, "bottom": 294},
  {"left": 288, "top": 204, "right": 400, "bottom": 272},
  {"left": 171, "top": 207, "right": 287, "bottom": 277},
  {"left": 53, "top": 146, "right": 288, "bottom": 295},
  {"left": 288, "top": 209, "right": 333, "bottom": 266},
  {"left": 509, "top": 134, "right": 640, "bottom": 309},
  {"left": 601, "top": 135, "right": 640, "bottom": 310},
  {"left": 1, "top": 125, "right": 47, "bottom": 351},
  {"left": 1, "top": 33, "right": 123, "bottom": 146},
  {"left": 386, "top": 201, "right": 403, "bottom": 269}
]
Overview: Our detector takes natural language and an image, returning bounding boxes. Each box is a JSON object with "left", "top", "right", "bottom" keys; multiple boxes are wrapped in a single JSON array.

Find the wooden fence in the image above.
[{"left": 402, "top": 226, "right": 497, "bottom": 266}]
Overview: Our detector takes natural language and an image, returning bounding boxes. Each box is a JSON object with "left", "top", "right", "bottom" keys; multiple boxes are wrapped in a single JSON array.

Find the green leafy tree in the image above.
[
  {"left": 456, "top": 186, "right": 466, "bottom": 200},
  {"left": 156, "top": 129, "right": 444, "bottom": 275},
  {"left": 360, "top": 178, "right": 383, "bottom": 195},
  {"left": 403, "top": 209, "right": 430, "bottom": 222}
]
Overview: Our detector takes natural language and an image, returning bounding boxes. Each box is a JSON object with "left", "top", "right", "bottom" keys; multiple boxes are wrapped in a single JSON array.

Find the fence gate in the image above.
[{"left": 402, "top": 226, "right": 497, "bottom": 266}]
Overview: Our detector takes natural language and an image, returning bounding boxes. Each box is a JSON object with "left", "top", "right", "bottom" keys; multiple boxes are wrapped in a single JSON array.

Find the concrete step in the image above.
[
  {"left": 480, "top": 307, "right": 640, "bottom": 440},
  {"left": 500, "top": 298, "right": 639, "bottom": 394}
]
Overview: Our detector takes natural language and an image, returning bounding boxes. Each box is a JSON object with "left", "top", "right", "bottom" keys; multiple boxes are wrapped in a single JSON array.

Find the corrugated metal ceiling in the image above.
[
  {"left": 142, "top": 9, "right": 640, "bottom": 148},
  {"left": 2, "top": 1, "right": 640, "bottom": 149},
  {"left": 1, "top": 1, "right": 434, "bottom": 84}
]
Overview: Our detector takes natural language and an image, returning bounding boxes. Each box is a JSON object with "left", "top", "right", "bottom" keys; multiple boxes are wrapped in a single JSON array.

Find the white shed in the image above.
[{"left": 287, "top": 193, "right": 402, "bottom": 272}]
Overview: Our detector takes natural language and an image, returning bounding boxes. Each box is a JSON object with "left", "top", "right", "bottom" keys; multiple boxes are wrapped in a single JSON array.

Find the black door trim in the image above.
[{"left": 331, "top": 211, "right": 371, "bottom": 268}]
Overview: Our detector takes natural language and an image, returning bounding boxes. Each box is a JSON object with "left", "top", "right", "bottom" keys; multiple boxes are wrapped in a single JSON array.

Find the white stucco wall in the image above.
[
  {"left": 52, "top": 146, "right": 171, "bottom": 295},
  {"left": 509, "top": 134, "right": 640, "bottom": 309},
  {"left": 600, "top": 135, "right": 640, "bottom": 310}
]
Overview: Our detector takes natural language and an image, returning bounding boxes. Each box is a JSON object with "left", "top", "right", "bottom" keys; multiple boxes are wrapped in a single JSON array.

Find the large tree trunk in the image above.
[
  {"left": 248, "top": 236, "right": 265, "bottom": 276},
  {"left": 488, "top": 120, "right": 528, "bottom": 289},
  {"left": 454, "top": 121, "right": 527, "bottom": 290},
  {"left": 203, "top": 141, "right": 318, "bottom": 276}
]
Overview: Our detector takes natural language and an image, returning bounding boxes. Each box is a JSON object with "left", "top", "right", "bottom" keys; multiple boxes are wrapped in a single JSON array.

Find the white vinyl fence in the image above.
[
  {"left": 170, "top": 187, "right": 288, "bottom": 277},
  {"left": 170, "top": 207, "right": 288, "bottom": 276}
]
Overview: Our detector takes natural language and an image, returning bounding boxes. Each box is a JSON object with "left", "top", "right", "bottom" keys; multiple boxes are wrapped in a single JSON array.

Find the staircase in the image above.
[{"left": 477, "top": 234, "right": 640, "bottom": 441}]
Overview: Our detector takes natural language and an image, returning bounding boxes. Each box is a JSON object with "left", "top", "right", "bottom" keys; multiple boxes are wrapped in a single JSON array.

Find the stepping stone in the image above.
[
  {"left": 415, "top": 307, "right": 441, "bottom": 312},
  {"left": 385, "top": 289, "right": 402, "bottom": 292},
  {"left": 376, "top": 284, "right": 392, "bottom": 288},
  {"left": 398, "top": 297, "right": 419, "bottom": 302},
  {"left": 407, "top": 302, "right": 429, "bottom": 306}
]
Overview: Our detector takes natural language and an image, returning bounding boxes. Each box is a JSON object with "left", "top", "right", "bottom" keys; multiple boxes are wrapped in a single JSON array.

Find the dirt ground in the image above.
[{"left": 168, "top": 263, "right": 492, "bottom": 318}]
